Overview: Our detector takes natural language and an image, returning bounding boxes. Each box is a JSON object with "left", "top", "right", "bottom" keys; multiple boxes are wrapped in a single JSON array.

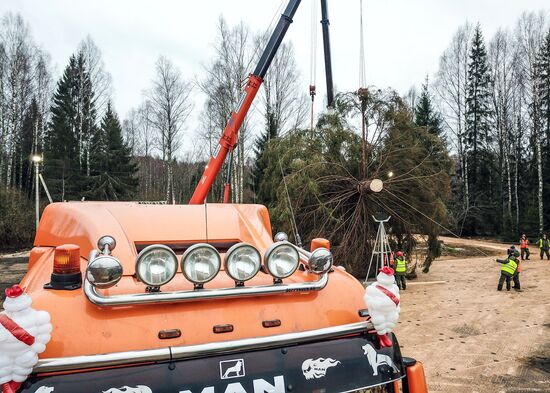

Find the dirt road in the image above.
[
  {"left": 0, "top": 251, "right": 29, "bottom": 303},
  {"left": 395, "top": 238, "right": 550, "bottom": 392}
]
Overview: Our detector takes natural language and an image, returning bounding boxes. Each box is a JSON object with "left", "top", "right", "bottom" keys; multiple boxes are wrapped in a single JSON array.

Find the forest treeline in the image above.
[
  {"left": 0, "top": 10, "right": 549, "bottom": 276},
  {"left": 426, "top": 15, "right": 550, "bottom": 239}
]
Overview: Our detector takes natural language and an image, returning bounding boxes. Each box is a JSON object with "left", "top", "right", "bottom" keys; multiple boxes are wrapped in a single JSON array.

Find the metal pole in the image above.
[
  {"left": 35, "top": 161, "right": 40, "bottom": 229},
  {"left": 364, "top": 223, "right": 380, "bottom": 284},
  {"left": 380, "top": 222, "right": 385, "bottom": 270},
  {"left": 39, "top": 174, "right": 53, "bottom": 204}
]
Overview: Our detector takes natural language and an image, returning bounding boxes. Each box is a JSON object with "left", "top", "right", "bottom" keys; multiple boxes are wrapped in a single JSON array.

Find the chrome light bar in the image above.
[
  {"left": 84, "top": 247, "right": 328, "bottom": 307},
  {"left": 34, "top": 321, "right": 373, "bottom": 373},
  {"left": 84, "top": 273, "right": 327, "bottom": 306}
]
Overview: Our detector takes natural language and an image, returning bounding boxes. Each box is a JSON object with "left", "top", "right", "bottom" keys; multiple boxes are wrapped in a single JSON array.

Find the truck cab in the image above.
[{"left": 6, "top": 201, "right": 426, "bottom": 393}]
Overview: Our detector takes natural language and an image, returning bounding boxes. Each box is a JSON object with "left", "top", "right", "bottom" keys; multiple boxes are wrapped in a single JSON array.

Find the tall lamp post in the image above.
[{"left": 31, "top": 154, "right": 43, "bottom": 229}]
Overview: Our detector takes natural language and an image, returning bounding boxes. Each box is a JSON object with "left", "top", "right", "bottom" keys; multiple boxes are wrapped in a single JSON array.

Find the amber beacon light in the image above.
[{"left": 44, "top": 244, "right": 82, "bottom": 290}]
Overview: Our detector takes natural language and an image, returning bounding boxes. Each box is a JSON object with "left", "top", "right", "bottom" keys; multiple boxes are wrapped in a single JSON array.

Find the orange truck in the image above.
[
  {"left": 9, "top": 201, "right": 426, "bottom": 393},
  {"left": 2, "top": 1, "right": 428, "bottom": 392}
]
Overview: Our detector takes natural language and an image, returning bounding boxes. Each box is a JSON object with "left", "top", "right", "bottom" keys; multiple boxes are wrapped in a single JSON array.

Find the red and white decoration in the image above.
[
  {"left": 0, "top": 285, "right": 52, "bottom": 393},
  {"left": 363, "top": 267, "right": 400, "bottom": 348}
]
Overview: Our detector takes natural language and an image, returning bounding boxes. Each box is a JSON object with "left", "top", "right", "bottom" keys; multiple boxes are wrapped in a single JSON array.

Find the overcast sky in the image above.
[{"left": 1, "top": 0, "right": 549, "bottom": 149}]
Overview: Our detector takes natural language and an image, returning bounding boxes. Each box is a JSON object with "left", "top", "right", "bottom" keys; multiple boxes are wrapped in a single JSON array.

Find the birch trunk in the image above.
[
  {"left": 537, "top": 141, "right": 543, "bottom": 232},
  {"left": 505, "top": 150, "right": 512, "bottom": 217}
]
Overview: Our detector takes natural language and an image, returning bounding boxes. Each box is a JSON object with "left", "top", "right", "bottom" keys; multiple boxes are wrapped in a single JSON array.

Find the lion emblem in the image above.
[{"left": 362, "top": 343, "right": 399, "bottom": 376}]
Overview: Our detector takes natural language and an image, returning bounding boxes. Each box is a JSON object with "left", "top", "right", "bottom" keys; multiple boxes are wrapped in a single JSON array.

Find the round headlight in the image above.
[
  {"left": 308, "top": 247, "right": 333, "bottom": 274},
  {"left": 86, "top": 256, "right": 123, "bottom": 289},
  {"left": 274, "top": 232, "right": 289, "bottom": 242},
  {"left": 181, "top": 243, "right": 221, "bottom": 284},
  {"left": 264, "top": 242, "right": 299, "bottom": 279},
  {"left": 135, "top": 245, "right": 178, "bottom": 286},
  {"left": 224, "top": 243, "right": 261, "bottom": 282}
]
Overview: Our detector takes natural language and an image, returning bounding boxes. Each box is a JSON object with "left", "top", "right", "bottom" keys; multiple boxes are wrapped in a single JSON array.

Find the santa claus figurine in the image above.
[
  {"left": 0, "top": 285, "right": 52, "bottom": 393},
  {"left": 363, "top": 266, "right": 401, "bottom": 347}
]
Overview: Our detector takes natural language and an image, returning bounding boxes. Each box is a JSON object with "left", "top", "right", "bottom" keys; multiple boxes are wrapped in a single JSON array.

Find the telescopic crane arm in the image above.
[
  {"left": 189, "top": 0, "right": 302, "bottom": 204},
  {"left": 190, "top": 0, "right": 334, "bottom": 204},
  {"left": 320, "top": 0, "right": 334, "bottom": 108}
]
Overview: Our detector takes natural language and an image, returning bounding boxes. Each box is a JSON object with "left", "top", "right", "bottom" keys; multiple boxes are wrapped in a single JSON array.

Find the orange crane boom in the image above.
[{"left": 189, "top": 0, "right": 303, "bottom": 204}]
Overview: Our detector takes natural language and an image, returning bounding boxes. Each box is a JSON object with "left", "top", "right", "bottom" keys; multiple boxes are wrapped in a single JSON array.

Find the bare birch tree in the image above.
[
  {"left": 259, "top": 39, "right": 308, "bottom": 136},
  {"left": 77, "top": 37, "right": 112, "bottom": 176},
  {"left": 0, "top": 13, "right": 35, "bottom": 188},
  {"left": 78, "top": 36, "right": 112, "bottom": 117},
  {"left": 435, "top": 23, "right": 473, "bottom": 231},
  {"left": 122, "top": 109, "right": 139, "bottom": 156},
  {"left": 197, "top": 17, "right": 254, "bottom": 203},
  {"left": 123, "top": 100, "right": 158, "bottom": 199},
  {"left": 514, "top": 11, "right": 547, "bottom": 233},
  {"left": 488, "top": 28, "right": 518, "bottom": 227},
  {"left": 147, "top": 56, "right": 193, "bottom": 203}
]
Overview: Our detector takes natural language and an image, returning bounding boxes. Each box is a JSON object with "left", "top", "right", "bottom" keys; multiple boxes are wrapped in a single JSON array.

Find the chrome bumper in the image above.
[
  {"left": 34, "top": 321, "right": 374, "bottom": 373},
  {"left": 84, "top": 248, "right": 329, "bottom": 307}
]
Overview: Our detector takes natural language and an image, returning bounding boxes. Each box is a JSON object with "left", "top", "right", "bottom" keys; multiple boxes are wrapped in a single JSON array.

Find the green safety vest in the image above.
[
  {"left": 539, "top": 239, "right": 549, "bottom": 249},
  {"left": 395, "top": 258, "right": 407, "bottom": 273},
  {"left": 501, "top": 258, "right": 518, "bottom": 276}
]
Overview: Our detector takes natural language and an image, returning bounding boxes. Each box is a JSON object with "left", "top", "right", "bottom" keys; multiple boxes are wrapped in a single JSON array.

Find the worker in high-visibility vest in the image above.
[
  {"left": 394, "top": 251, "right": 407, "bottom": 290},
  {"left": 496, "top": 250, "right": 519, "bottom": 291},
  {"left": 539, "top": 234, "right": 550, "bottom": 260},
  {"left": 519, "top": 234, "right": 530, "bottom": 260}
]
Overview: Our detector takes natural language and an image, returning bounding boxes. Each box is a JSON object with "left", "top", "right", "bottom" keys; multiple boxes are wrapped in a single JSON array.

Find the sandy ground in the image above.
[
  {"left": 1, "top": 240, "right": 549, "bottom": 392},
  {"left": 395, "top": 239, "right": 550, "bottom": 393}
]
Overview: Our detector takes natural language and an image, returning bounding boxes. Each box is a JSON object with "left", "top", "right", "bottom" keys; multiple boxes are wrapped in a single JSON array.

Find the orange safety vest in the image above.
[{"left": 520, "top": 239, "right": 529, "bottom": 248}]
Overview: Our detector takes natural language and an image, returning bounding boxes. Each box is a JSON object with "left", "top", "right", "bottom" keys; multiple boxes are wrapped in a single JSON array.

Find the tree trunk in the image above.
[{"left": 537, "top": 141, "right": 544, "bottom": 232}]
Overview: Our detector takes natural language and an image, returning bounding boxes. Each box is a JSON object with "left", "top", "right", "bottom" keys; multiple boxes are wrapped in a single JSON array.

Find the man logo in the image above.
[
  {"left": 219, "top": 359, "right": 245, "bottom": 380},
  {"left": 179, "top": 376, "right": 286, "bottom": 393},
  {"left": 301, "top": 357, "right": 341, "bottom": 379}
]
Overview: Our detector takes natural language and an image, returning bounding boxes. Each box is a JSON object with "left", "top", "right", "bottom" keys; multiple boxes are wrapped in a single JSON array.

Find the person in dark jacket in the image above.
[
  {"left": 539, "top": 234, "right": 550, "bottom": 260},
  {"left": 496, "top": 250, "right": 519, "bottom": 291}
]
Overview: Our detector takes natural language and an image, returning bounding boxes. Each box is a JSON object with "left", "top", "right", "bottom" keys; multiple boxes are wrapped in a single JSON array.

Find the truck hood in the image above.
[{"left": 34, "top": 202, "right": 273, "bottom": 275}]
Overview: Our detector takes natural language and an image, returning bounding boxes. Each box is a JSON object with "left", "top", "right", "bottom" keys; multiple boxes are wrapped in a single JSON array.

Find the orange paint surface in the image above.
[
  {"left": 23, "top": 202, "right": 368, "bottom": 359},
  {"left": 406, "top": 361, "right": 428, "bottom": 393}
]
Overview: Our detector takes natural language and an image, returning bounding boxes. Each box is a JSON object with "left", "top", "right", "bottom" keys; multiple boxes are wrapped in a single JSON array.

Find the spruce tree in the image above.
[
  {"left": 45, "top": 55, "right": 82, "bottom": 201},
  {"left": 253, "top": 109, "right": 278, "bottom": 206},
  {"left": 464, "top": 25, "right": 495, "bottom": 233},
  {"left": 414, "top": 78, "right": 443, "bottom": 137},
  {"left": 465, "top": 25, "right": 492, "bottom": 172},
  {"left": 86, "top": 103, "right": 138, "bottom": 200},
  {"left": 414, "top": 79, "right": 448, "bottom": 187},
  {"left": 44, "top": 52, "right": 97, "bottom": 201}
]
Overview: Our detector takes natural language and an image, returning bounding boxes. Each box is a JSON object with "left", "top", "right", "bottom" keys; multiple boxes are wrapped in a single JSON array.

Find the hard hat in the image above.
[
  {"left": 513, "top": 250, "right": 520, "bottom": 257},
  {"left": 396, "top": 251, "right": 404, "bottom": 257}
]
